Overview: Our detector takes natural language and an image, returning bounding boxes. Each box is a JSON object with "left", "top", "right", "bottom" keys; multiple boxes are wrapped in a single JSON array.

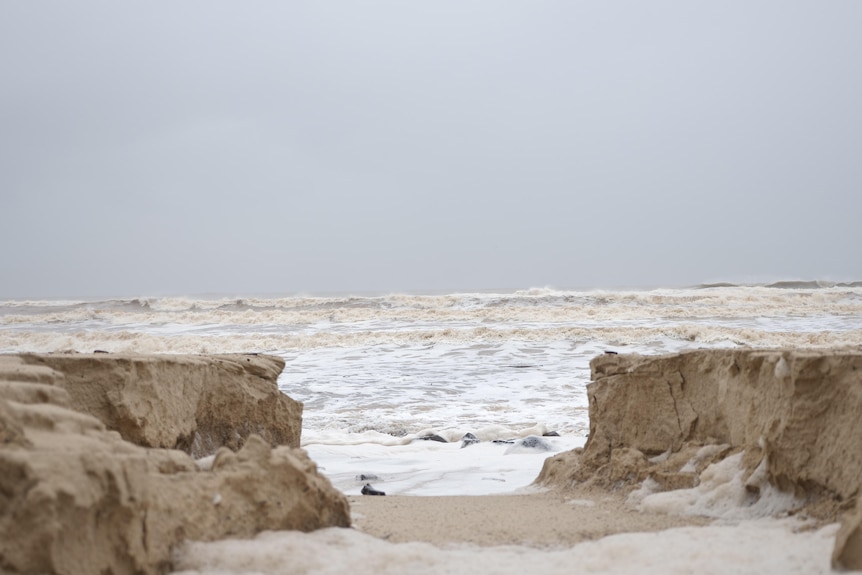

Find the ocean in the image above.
[{"left": 2, "top": 283, "right": 861, "bottom": 574}]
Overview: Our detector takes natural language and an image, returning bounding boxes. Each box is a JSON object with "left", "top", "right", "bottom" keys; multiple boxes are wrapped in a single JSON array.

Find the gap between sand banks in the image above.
[{"left": 340, "top": 348, "right": 862, "bottom": 573}]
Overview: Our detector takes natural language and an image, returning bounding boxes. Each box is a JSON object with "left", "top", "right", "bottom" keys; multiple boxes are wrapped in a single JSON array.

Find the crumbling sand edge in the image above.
[
  {"left": 535, "top": 349, "right": 862, "bottom": 569},
  {"left": 10, "top": 352, "right": 302, "bottom": 457},
  {"left": 0, "top": 353, "right": 348, "bottom": 575}
]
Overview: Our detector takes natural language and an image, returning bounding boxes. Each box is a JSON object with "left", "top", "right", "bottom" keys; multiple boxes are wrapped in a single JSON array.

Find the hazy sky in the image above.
[{"left": 2, "top": 2, "right": 861, "bottom": 298}]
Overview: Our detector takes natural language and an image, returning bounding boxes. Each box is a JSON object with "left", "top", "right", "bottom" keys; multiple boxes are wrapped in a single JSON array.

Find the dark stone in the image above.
[
  {"left": 361, "top": 483, "right": 386, "bottom": 496},
  {"left": 461, "top": 432, "right": 480, "bottom": 449},
  {"left": 516, "top": 435, "right": 554, "bottom": 451},
  {"left": 542, "top": 431, "right": 560, "bottom": 437},
  {"left": 417, "top": 434, "right": 447, "bottom": 443}
]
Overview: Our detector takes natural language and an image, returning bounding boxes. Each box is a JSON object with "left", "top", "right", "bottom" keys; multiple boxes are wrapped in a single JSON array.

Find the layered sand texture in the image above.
[
  {"left": 3, "top": 349, "right": 862, "bottom": 573},
  {"left": 0, "top": 353, "right": 348, "bottom": 575}
]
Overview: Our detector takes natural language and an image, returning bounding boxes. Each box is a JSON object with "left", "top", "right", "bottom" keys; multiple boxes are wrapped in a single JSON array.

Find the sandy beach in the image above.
[
  {"left": 172, "top": 486, "right": 845, "bottom": 575},
  {"left": 348, "top": 488, "right": 710, "bottom": 548}
]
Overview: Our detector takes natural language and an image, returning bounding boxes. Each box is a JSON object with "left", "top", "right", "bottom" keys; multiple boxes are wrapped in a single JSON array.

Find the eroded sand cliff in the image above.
[
  {"left": 10, "top": 353, "right": 301, "bottom": 456},
  {"left": 536, "top": 348, "right": 862, "bottom": 569},
  {"left": 0, "top": 354, "right": 349, "bottom": 575}
]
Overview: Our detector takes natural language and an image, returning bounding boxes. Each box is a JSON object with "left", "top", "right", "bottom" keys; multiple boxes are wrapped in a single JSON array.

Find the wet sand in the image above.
[{"left": 348, "top": 488, "right": 710, "bottom": 548}]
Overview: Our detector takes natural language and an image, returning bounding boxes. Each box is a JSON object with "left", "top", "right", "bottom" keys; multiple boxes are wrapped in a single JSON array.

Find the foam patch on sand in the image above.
[
  {"left": 629, "top": 452, "right": 803, "bottom": 521},
  {"left": 172, "top": 520, "right": 840, "bottom": 575}
]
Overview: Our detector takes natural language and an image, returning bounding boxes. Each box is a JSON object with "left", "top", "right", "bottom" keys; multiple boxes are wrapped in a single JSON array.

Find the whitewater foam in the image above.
[{"left": 2, "top": 285, "right": 861, "bottom": 497}]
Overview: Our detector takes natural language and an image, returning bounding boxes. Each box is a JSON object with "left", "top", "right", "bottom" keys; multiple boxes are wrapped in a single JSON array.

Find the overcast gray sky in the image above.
[{"left": 2, "top": 2, "right": 860, "bottom": 298}]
